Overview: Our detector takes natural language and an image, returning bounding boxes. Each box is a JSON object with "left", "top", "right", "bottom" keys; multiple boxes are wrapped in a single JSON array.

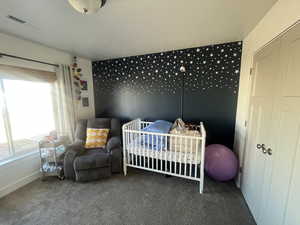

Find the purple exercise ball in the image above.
[{"left": 204, "top": 144, "right": 238, "bottom": 182}]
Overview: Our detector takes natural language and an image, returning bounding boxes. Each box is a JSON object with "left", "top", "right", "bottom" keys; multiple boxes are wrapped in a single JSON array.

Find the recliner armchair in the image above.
[{"left": 64, "top": 118, "right": 122, "bottom": 182}]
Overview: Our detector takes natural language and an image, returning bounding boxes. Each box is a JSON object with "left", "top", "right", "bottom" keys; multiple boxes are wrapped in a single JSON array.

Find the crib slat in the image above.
[
  {"left": 179, "top": 136, "right": 182, "bottom": 175},
  {"left": 195, "top": 138, "right": 199, "bottom": 178},
  {"left": 140, "top": 131, "right": 142, "bottom": 167},
  {"left": 122, "top": 130, "right": 127, "bottom": 175},
  {"left": 125, "top": 130, "right": 128, "bottom": 165},
  {"left": 151, "top": 133, "right": 154, "bottom": 169},
  {"left": 147, "top": 131, "right": 150, "bottom": 168},
  {"left": 175, "top": 135, "right": 178, "bottom": 175},
  {"left": 135, "top": 132, "right": 138, "bottom": 166},
  {"left": 184, "top": 137, "right": 188, "bottom": 176},
  {"left": 170, "top": 135, "right": 173, "bottom": 173},
  {"left": 165, "top": 135, "right": 167, "bottom": 172},
  {"left": 143, "top": 131, "right": 149, "bottom": 168},
  {"left": 133, "top": 132, "right": 136, "bottom": 166},
  {"left": 127, "top": 131, "right": 130, "bottom": 165},
  {"left": 200, "top": 137, "right": 205, "bottom": 193},
  {"left": 155, "top": 133, "right": 158, "bottom": 170},
  {"left": 129, "top": 131, "right": 132, "bottom": 165},
  {"left": 189, "top": 137, "right": 193, "bottom": 177},
  {"left": 160, "top": 135, "right": 163, "bottom": 170}
]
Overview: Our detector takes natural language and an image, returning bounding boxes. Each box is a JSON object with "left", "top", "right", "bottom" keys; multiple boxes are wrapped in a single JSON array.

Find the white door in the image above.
[
  {"left": 241, "top": 39, "right": 281, "bottom": 224},
  {"left": 242, "top": 23, "right": 300, "bottom": 225},
  {"left": 242, "top": 98, "right": 273, "bottom": 223},
  {"left": 261, "top": 24, "right": 300, "bottom": 225}
]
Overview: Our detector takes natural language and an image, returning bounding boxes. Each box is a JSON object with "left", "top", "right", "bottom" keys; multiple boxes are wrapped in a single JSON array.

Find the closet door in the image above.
[
  {"left": 282, "top": 24, "right": 300, "bottom": 225},
  {"left": 241, "top": 39, "right": 281, "bottom": 224},
  {"left": 242, "top": 98, "right": 273, "bottom": 223},
  {"left": 262, "top": 24, "right": 300, "bottom": 225}
]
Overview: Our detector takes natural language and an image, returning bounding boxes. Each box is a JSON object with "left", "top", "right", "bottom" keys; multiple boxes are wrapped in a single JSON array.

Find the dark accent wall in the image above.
[{"left": 92, "top": 41, "right": 242, "bottom": 148}]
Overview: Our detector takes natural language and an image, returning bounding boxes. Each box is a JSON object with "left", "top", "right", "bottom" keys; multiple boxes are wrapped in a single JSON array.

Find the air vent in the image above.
[{"left": 7, "top": 15, "right": 26, "bottom": 24}]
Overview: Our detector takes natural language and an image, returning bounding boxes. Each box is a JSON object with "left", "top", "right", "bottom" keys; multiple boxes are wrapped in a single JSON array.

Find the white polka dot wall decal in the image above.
[{"left": 92, "top": 41, "right": 242, "bottom": 95}]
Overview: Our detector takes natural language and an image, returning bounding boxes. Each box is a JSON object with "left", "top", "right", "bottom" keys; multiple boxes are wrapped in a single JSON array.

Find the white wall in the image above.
[
  {"left": 234, "top": 0, "right": 300, "bottom": 186},
  {"left": 76, "top": 57, "right": 95, "bottom": 120},
  {"left": 0, "top": 32, "right": 95, "bottom": 198}
]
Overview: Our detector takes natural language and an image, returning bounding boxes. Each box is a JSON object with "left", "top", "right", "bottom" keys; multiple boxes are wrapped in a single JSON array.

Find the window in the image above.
[{"left": 0, "top": 79, "right": 55, "bottom": 162}]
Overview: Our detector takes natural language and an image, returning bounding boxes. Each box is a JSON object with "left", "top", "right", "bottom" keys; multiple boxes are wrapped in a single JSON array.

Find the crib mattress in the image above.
[{"left": 125, "top": 145, "right": 201, "bottom": 164}]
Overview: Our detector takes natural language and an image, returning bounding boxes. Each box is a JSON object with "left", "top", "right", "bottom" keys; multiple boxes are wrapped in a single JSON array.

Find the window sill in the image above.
[{"left": 0, "top": 151, "right": 39, "bottom": 167}]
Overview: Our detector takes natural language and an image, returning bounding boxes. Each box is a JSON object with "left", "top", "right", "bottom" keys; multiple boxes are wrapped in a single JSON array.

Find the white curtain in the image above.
[{"left": 53, "top": 65, "right": 78, "bottom": 142}]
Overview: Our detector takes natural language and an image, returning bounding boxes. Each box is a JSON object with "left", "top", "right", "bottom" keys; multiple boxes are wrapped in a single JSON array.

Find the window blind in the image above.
[{"left": 0, "top": 64, "right": 56, "bottom": 83}]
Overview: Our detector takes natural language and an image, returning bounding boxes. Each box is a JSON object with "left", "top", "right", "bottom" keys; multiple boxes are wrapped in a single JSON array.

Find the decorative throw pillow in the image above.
[{"left": 85, "top": 128, "right": 110, "bottom": 149}]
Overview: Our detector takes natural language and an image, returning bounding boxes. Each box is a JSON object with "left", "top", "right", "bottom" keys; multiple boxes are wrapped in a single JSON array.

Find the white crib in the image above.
[{"left": 122, "top": 119, "right": 206, "bottom": 193}]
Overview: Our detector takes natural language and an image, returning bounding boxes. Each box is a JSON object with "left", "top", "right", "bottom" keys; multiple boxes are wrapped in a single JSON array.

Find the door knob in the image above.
[
  {"left": 257, "top": 144, "right": 265, "bottom": 149},
  {"left": 267, "top": 148, "right": 272, "bottom": 156},
  {"left": 257, "top": 144, "right": 267, "bottom": 154}
]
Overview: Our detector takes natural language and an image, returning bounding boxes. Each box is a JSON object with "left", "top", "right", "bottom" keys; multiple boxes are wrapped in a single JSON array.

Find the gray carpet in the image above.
[{"left": 0, "top": 168, "right": 255, "bottom": 225}]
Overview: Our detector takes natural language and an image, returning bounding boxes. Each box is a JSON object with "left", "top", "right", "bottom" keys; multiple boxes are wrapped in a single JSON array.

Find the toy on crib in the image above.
[{"left": 204, "top": 144, "right": 238, "bottom": 182}]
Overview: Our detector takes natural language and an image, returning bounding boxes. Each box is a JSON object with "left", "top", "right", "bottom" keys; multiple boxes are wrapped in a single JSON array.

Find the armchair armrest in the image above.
[
  {"left": 106, "top": 136, "right": 121, "bottom": 152},
  {"left": 64, "top": 142, "right": 85, "bottom": 180},
  {"left": 106, "top": 137, "right": 122, "bottom": 173},
  {"left": 65, "top": 141, "right": 85, "bottom": 152}
]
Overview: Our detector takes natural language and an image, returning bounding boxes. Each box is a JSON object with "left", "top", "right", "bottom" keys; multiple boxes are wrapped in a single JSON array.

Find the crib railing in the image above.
[{"left": 122, "top": 119, "right": 206, "bottom": 193}]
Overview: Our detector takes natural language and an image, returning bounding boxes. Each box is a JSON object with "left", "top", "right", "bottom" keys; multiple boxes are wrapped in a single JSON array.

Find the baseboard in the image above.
[{"left": 0, "top": 171, "right": 41, "bottom": 199}]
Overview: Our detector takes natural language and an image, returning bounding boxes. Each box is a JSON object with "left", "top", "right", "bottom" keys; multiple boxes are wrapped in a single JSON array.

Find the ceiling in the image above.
[{"left": 0, "top": 0, "right": 277, "bottom": 60}]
